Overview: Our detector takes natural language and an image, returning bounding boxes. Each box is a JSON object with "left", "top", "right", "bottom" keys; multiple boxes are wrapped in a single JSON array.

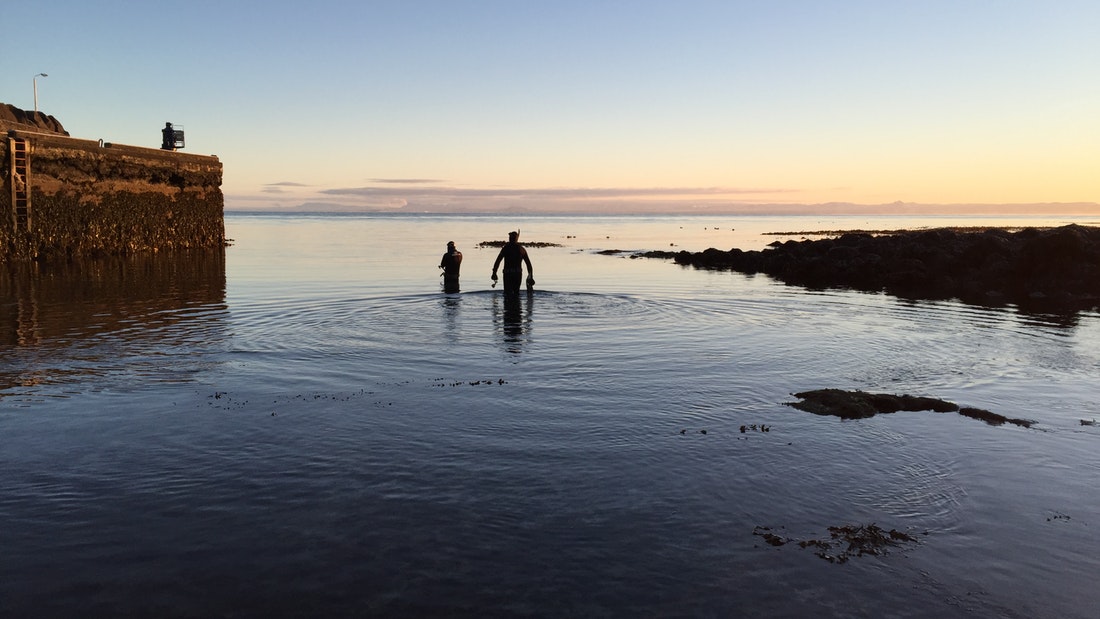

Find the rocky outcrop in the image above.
[
  {"left": 0, "top": 103, "right": 68, "bottom": 135},
  {"left": 787, "top": 389, "right": 1033, "bottom": 428},
  {"left": 642, "top": 225, "right": 1100, "bottom": 312}
]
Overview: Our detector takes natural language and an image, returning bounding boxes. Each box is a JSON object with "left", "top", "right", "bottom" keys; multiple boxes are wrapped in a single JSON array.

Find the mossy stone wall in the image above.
[{"left": 2, "top": 128, "right": 224, "bottom": 261}]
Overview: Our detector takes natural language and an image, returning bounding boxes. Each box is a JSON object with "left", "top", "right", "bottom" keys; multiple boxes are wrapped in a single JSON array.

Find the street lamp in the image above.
[{"left": 33, "top": 73, "right": 48, "bottom": 112}]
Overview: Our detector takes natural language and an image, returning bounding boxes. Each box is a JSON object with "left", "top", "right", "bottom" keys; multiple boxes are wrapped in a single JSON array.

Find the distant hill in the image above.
[{"left": 228, "top": 199, "right": 1100, "bottom": 217}]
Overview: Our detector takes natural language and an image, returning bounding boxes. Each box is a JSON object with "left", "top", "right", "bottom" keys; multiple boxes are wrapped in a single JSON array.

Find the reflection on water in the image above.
[
  {"left": 442, "top": 277, "right": 460, "bottom": 294},
  {"left": 0, "top": 251, "right": 227, "bottom": 393},
  {"left": 493, "top": 290, "right": 534, "bottom": 354},
  {"left": 440, "top": 292, "right": 462, "bottom": 342}
]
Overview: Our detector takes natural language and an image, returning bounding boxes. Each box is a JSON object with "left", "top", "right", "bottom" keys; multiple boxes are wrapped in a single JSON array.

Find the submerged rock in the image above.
[
  {"left": 958, "top": 407, "right": 1033, "bottom": 428},
  {"left": 787, "top": 389, "right": 1033, "bottom": 428},
  {"left": 787, "top": 389, "right": 957, "bottom": 419}
]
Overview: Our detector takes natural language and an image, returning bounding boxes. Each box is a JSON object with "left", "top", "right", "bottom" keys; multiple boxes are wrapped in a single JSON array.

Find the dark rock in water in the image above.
[
  {"left": 959, "top": 407, "right": 1033, "bottom": 428},
  {"left": 788, "top": 389, "right": 958, "bottom": 419},
  {"left": 478, "top": 240, "right": 563, "bottom": 248},
  {"left": 629, "top": 225, "right": 1100, "bottom": 312},
  {"left": 633, "top": 250, "right": 681, "bottom": 260},
  {"left": 787, "top": 389, "right": 1033, "bottom": 428}
]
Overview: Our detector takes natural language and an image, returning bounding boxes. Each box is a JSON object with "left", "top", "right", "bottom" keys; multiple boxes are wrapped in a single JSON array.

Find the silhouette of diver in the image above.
[
  {"left": 440, "top": 241, "right": 462, "bottom": 293},
  {"left": 161, "top": 122, "right": 176, "bottom": 150},
  {"left": 491, "top": 231, "right": 534, "bottom": 294}
]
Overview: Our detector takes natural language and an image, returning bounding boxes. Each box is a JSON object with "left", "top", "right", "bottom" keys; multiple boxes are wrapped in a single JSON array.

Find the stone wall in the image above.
[{"left": 2, "top": 104, "right": 223, "bottom": 262}]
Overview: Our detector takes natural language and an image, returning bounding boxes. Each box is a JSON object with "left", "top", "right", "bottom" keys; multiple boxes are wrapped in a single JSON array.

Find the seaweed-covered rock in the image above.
[
  {"left": 959, "top": 407, "right": 1033, "bottom": 428},
  {"left": 788, "top": 389, "right": 958, "bottom": 419},
  {"left": 787, "top": 389, "right": 1032, "bottom": 428},
  {"left": 646, "top": 225, "right": 1100, "bottom": 312}
]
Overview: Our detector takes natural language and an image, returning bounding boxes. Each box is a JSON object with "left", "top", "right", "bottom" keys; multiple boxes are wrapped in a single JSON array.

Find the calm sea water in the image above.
[{"left": 2, "top": 213, "right": 1099, "bottom": 618}]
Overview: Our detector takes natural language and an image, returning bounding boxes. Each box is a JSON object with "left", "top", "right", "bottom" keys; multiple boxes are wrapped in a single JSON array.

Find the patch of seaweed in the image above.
[
  {"left": 787, "top": 389, "right": 1032, "bottom": 428},
  {"left": 753, "top": 523, "right": 920, "bottom": 563}
]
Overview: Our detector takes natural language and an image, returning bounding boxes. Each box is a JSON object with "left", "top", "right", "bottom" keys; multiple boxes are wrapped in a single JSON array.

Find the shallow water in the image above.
[{"left": 2, "top": 213, "right": 1099, "bottom": 618}]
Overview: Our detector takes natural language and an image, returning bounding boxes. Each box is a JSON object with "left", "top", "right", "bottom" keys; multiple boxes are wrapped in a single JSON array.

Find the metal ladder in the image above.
[{"left": 10, "top": 137, "right": 31, "bottom": 231}]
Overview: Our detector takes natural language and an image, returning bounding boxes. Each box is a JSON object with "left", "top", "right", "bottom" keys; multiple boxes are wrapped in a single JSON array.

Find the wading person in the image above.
[
  {"left": 440, "top": 241, "right": 463, "bottom": 293},
  {"left": 491, "top": 231, "right": 534, "bottom": 295},
  {"left": 161, "top": 122, "right": 176, "bottom": 150}
]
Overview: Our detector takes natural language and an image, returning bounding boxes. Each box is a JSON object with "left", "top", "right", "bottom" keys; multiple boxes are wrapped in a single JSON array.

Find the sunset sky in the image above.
[{"left": 5, "top": 1, "right": 1099, "bottom": 213}]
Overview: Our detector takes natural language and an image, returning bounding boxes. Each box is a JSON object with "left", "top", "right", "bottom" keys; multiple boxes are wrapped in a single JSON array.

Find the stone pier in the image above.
[{"left": 2, "top": 103, "right": 224, "bottom": 262}]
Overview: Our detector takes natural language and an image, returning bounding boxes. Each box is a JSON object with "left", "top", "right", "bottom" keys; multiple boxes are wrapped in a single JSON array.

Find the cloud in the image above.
[
  {"left": 368, "top": 178, "right": 447, "bottom": 185},
  {"left": 289, "top": 185, "right": 805, "bottom": 214},
  {"left": 321, "top": 185, "right": 794, "bottom": 199},
  {"left": 226, "top": 183, "right": 1100, "bottom": 216},
  {"left": 260, "top": 181, "right": 315, "bottom": 195},
  {"left": 231, "top": 183, "right": 1097, "bottom": 216}
]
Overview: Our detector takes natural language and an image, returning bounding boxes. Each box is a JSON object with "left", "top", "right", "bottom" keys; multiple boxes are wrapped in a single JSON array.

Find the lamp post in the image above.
[{"left": 33, "top": 73, "right": 48, "bottom": 113}]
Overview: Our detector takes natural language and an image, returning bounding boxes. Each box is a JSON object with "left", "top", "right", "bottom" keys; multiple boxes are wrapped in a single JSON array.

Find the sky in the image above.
[{"left": 4, "top": 1, "right": 1099, "bottom": 214}]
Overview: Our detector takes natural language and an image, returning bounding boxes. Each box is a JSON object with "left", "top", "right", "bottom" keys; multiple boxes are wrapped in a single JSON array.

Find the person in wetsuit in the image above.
[
  {"left": 440, "top": 241, "right": 462, "bottom": 292},
  {"left": 491, "top": 231, "right": 534, "bottom": 294},
  {"left": 162, "top": 122, "right": 176, "bottom": 150}
]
